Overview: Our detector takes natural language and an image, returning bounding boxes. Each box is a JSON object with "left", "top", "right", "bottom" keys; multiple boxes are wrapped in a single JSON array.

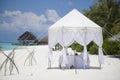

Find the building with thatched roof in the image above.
[{"left": 18, "top": 31, "right": 38, "bottom": 45}]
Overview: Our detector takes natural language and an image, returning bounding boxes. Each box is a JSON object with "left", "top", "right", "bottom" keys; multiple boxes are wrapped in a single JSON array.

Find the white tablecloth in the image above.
[{"left": 59, "top": 53, "right": 90, "bottom": 69}]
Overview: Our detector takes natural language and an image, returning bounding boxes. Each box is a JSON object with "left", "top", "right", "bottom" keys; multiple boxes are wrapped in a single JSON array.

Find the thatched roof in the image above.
[{"left": 18, "top": 31, "right": 37, "bottom": 40}]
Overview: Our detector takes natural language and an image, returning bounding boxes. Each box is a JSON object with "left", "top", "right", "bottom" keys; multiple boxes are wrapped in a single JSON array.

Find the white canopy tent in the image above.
[{"left": 48, "top": 9, "right": 104, "bottom": 68}]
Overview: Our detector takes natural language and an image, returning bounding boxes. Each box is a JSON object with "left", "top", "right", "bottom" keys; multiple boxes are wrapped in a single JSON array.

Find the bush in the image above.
[
  {"left": 117, "top": 44, "right": 120, "bottom": 56},
  {"left": 102, "top": 38, "right": 119, "bottom": 55},
  {"left": 89, "top": 44, "right": 98, "bottom": 55},
  {"left": 71, "top": 43, "right": 77, "bottom": 51},
  {"left": 70, "top": 42, "right": 83, "bottom": 52},
  {"left": 118, "top": 50, "right": 120, "bottom": 56},
  {"left": 111, "top": 26, "right": 120, "bottom": 35},
  {"left": 76, "top": 45, "right": 83, "bottom": 52}
]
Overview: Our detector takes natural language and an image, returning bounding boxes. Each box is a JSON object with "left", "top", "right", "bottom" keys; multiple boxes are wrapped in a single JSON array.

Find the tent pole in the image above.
[
  {"left": 48, "top": 59, "right": 51, "bottom": 69},
  {"left": 99, "top": 63, "right": 101, "bottom": 69},
  {"left": 75, "top": 67, "right": 77, "bottom": 74},
  {"left": 74, "top": 53, "right": 77, "bottom": 74},
  {"left": 83, "top": 60, "right": 85, "bottom": 69}
]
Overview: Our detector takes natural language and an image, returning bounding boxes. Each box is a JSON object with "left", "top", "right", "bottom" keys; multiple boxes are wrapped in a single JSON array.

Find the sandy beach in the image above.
[{"left": 0, "top": 45, "right": 120, "bottom": 80}]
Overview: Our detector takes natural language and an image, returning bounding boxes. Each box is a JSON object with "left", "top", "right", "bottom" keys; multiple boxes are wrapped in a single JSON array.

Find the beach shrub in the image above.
[
  {"left": 117, "top": 44, "right": 120, "bottom": 56},
  {"left": 89, "top": 43, "right": 98, "bottom": 55},
  {"left": 70, "top": 42, "right": 84, "bottom": 52},
  {"left": 71, "top": 43, "right": 77, "bottom": 51},
  {"left": 87, "top": 41, "right": 94, "bottom": 51},
  {"left": 103, "top": 38, "right": 119, "bottom": 55},
  {"left": 118, "top": 50, "right": 120, "bottom": 56},
  {"left": 111, "top": 26, "right": 120, "bottom": 35},
  {"left": 76, "top": 44, "right": 83, "bottom": 52}
]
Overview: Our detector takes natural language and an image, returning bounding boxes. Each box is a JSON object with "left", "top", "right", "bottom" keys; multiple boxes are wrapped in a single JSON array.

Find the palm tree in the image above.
[
  {"left": 84, "top": 0, "right": 120, "bottom": 34},
  {"left": 83, "top": 0, "right": 120, "bottom": 55}
]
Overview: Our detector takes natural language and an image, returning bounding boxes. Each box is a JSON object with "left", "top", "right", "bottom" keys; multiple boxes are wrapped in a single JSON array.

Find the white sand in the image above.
[{"left": 0, "top": 45, "right": 120, "bottom": 80}]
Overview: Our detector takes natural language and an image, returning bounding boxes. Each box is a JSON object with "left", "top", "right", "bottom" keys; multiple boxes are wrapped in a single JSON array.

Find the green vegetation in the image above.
[
  {"left": 84, "top": 0, "right": 120, "bottom": 33},
  {"left": 70, "top": 42, "right": 83, "bottom": 52},
  {"left": 70, "top": 0, "right": 120, "bottom": 56},
  {"left": 76, "top": 44, "right": 83, "bottom": 52},
  {"left": 102, "top": 38, "right": 119, "bottom": 55},
  {"left": 89, "top": 43, "right": 98, "bottom": 55},
  {"left": 84, "top": 0, "right": 120, "bottom": 55}
]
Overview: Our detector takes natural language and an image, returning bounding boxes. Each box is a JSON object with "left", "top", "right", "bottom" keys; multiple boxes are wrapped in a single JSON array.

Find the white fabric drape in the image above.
[
  {"left": 62, "top": 47, "right": 68, "bottom": 65},
  {"left": 93, "top": 29, "right": 104, "bottom": 64},
  {"left": 75, "top": 29, "right": 85, "bottom": 45},
  {"left": 74, "top": 28, "right": 97, "bottom": 65},
  {"left": 83, "top": 45, "right": 87, "bottom": 65},
  {"left": 48, "top": 27, "right": 104, "bottom": 65},
  {"left": 98, "top": 47, "right": 104, "bottom": 64},
  {"left": 63, "top": 28, "right": 75, "bottom": 46},
  {"left": 49, "top": 28, "right": 63, "bottom": 47}
]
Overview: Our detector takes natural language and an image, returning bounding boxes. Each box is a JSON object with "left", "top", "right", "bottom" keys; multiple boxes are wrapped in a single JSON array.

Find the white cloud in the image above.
[
  {"left": 0, "top": 21, "right": 13, "bottom": 31},
  {"left": 0, "top": 9, "right": 61, "bottom": 32},
  {"left": 46, "top": 9, "right": 61, "bottom": 23},
  {"left": 4, "top": 10, "right": 21, "bottom": 17}
]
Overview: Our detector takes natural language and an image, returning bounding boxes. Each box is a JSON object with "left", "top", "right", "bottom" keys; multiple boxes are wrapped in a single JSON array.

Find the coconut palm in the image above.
[
  {"left": 84, "top": 0, "right": 120, "bottom": 34},
  {"left": 83, "top": 0, "right": 120, "bottom": 55}
]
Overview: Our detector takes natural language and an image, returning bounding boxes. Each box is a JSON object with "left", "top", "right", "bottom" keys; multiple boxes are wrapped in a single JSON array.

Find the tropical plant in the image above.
[
  {"left": 84, "top": 0, "right": 120, "bottom": 55},
  {"left": 70, "top": 42, "right": 83, "bottom": 52},
  {"left": 102, "top": 38, "right": 119, "bottom": 55},
  {"left": 84, "top": 0, "right": 120, "bottom": 33},
  {"left": 89, "top": 43, "right": 98, "bottom": 55},
  {"left": 76, "top": 44, "right": 83, "bottom": 52}
]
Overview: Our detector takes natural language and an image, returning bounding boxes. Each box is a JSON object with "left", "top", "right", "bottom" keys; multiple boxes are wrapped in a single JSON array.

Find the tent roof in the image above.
[{"left": 49, "top": 9, "right": 101, "bottom": 30}]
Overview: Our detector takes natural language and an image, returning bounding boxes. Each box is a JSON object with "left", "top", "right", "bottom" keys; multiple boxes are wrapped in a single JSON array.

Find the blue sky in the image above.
[{"left": 0, "top": 0, "right": 95, "bottom": 42}]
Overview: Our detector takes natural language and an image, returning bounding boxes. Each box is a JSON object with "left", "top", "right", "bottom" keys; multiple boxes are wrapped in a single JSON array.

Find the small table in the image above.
[{"left": 59, "top": 53, "right": 90, "bottom": 69}]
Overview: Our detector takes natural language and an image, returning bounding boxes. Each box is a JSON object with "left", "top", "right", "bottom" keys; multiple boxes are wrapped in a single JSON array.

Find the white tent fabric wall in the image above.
[{"left": 48, "top": 9, "right": 104, "bottom": 68}]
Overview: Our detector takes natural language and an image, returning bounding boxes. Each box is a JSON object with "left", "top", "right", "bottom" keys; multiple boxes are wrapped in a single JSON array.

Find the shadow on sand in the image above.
[
  {"left": 108, "top": 55, "right": 120, "bottom": 59},
  {"left": 90, "top": 66, "right": 101, "bottom": 70},
  {"left": 47, "top": 66, "right": 101, "bottom": 70}
]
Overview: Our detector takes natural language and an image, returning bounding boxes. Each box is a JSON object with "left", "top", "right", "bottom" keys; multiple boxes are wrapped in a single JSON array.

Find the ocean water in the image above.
[{"left": 0, "top": 42, "right": 20, "bottom": 51}]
